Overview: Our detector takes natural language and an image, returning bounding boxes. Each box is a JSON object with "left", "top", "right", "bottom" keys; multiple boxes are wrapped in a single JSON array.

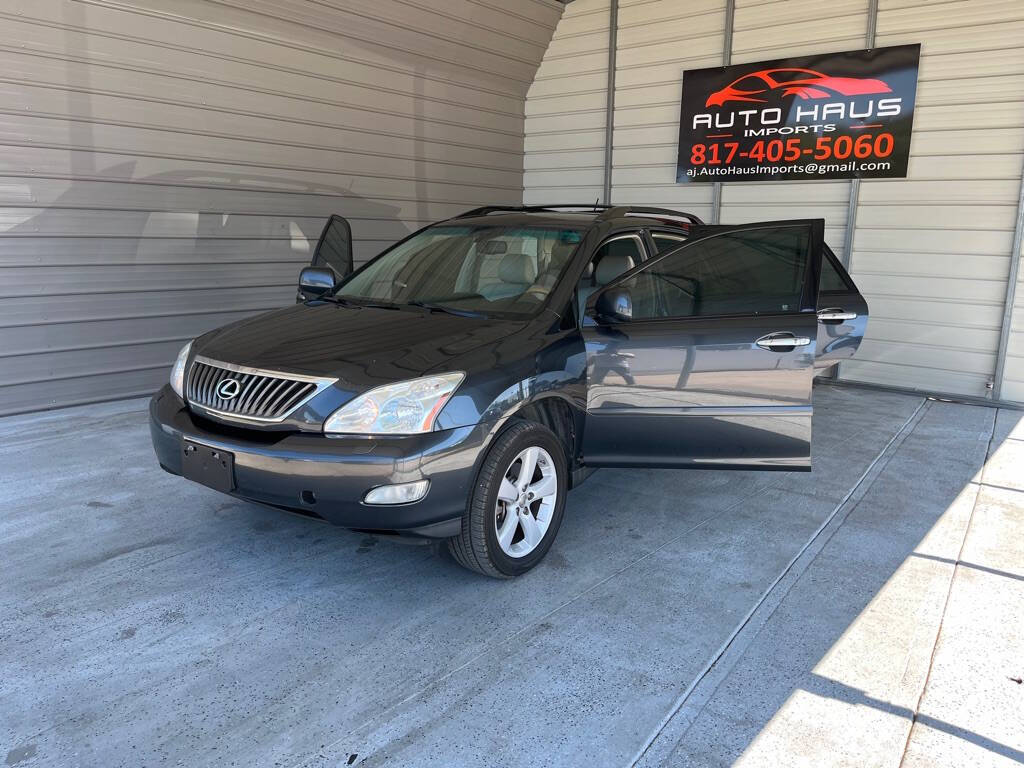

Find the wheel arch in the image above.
[{"left": 506, "top": 395, "right": 582, "bottom": 475}]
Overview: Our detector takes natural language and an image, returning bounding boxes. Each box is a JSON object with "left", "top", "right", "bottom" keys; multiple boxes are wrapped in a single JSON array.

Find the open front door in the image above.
[
  {"left": 311, "top": 214, "right": 354, "bottom": 279},
  {"left": 581, "top": 219, "right": 823, "bottom": 470}
]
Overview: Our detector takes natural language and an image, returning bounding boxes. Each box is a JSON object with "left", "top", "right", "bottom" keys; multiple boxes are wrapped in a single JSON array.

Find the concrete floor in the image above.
[{"left": 1, "top": 383, "right": 1021, "bottom": 768}]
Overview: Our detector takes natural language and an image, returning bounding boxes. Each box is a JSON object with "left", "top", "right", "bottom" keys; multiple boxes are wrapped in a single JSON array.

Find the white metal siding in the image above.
[
  {"left": 846, "top": 0, "right": 1024, "bottom": 398},
  {"left": 718, "top": 0, "right": 871, "bottom": 257},
  {"left": 524, "top": 0, "right": 1024, "bottom": 403},
  {"left": 0, "top": 0, "right": 562, "bottom": 415},
  {"left": 999, "top": 211, "right": 1024, "bottom": 402},
  {"left": 610, "top": 0, "right": 725, "bottom": 221},
  {"left": 524, "top": 0, "right": 610, "bottom": 204}
]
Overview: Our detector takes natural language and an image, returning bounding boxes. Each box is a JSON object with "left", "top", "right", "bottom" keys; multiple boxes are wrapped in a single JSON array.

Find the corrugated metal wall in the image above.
[
  {"left": 524, "top": 0, "right": 611, "bottom": 205},
  {"left": 0, "top": 0, "right": 562, "bottom": 415},
  {"left": 858, "top": 0, "right": 1024, "bottom": 399},
  {"left": 1001, "top": 199, "right": 1024, "bottom": 402},
  {"left": 721, "top": 0, "right": 871, "bottom": 264},
  {"left": 524, "top": 0, "right": 1024, "bottom": 404}
]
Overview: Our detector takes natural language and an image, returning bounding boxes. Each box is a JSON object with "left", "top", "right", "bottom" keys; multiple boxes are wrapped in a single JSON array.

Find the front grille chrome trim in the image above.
[{"left": 185, "top": 355, "right": 337, "bottom": 424}]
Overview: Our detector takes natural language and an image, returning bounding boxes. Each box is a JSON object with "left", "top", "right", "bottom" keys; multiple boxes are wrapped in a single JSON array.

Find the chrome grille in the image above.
[{"left": 185, "top": 357, "right": 334, "bottom": 423}]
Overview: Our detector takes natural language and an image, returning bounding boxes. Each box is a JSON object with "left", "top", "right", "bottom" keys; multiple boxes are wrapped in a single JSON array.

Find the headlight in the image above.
[
  {"left": 323, "top": 372, "right": 464, "bottom": 435},
  {"left": 169, "top": 341, "right": 193, "bottom": 399}
]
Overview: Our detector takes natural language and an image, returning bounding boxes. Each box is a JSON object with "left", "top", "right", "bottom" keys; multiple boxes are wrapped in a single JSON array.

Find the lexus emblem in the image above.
[{"left": 216, "top": 378, "right": 242, "bottom": 400}]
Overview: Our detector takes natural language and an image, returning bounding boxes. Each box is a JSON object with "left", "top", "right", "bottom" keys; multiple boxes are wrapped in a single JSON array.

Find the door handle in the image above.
[
  {"left": 755, "top": 332, "right": 811, "bottom": 350},
  {"left": 817, "top": 307, "right": 857, "bottom": 322}
]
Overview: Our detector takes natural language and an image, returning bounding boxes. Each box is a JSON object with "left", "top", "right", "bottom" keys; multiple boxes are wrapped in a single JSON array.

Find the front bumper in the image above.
[{"left": 149, "top": 386, "right": 494, "bottom": 537}]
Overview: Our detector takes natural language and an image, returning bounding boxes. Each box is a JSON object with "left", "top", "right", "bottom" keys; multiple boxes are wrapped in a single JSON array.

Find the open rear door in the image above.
[
  {"left": 311, "top": 214, "right": 354, "bottom": 279},
  {"left": 581, "top": 219, "right": 823, "bottom": 470}
]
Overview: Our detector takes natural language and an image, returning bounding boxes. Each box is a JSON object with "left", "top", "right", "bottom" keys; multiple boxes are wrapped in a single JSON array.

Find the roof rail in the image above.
[
  {"left": 596, "top": 206, "right": 704, "bottom": 226},
  {"left": 453, "top": 204, "right": 615, "bottom": 218},
  {"left": 452, "top": 204, "right": 704, "bottom": 226}
]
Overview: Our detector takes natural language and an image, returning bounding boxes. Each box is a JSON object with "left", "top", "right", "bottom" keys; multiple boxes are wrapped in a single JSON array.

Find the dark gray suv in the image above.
[{"left": 150, "top": 205, "right": 867, "bottom": 577}]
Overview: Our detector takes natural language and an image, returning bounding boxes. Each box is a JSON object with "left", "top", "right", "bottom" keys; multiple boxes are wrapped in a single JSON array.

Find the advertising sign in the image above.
[{"left": 676, "top": 44, "right": 920, "bottom": 183}]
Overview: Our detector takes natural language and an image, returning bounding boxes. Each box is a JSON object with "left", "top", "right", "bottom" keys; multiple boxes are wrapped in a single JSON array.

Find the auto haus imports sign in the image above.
[{"left": 676, "top": 44, "right": 920, "bottom": 183}]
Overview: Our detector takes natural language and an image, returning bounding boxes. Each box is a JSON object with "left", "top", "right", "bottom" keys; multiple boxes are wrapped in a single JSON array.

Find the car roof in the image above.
[
  {"left": 443, "top": 211, "right": 601, "bottom": 228},
  {"left": 438, "top": 205, "right": 703, "bottom": 232}
]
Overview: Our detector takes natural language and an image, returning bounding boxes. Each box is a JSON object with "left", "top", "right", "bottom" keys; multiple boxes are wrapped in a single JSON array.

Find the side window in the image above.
[
  {"left": 650, "top": 231, "right": 687, "bottom": 255},
  {"left": 576, "top": 234, "right": 646, "bottom": 321},
  {"left": 618, "top": 226, "right": 811, "bottom": 320},
  {"left": 591, "top": 235, "right": 644, "bottom": 276},
  {"left": 820, "top": 249, "right": 852, "bottom": 292}
]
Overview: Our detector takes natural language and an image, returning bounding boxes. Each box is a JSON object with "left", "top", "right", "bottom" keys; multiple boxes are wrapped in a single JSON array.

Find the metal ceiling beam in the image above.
[
  {"left": 602, "top": 0, "right": 619, "bottom": 204},
  {"left": 709, "top": 0, "right": 736, "bottom": 225},
  {"left": 840, "top": 0, "right": 879, "bottom": 270},
  {"left": 993, "top": 167, "right": 1024, "bottom": 401}
]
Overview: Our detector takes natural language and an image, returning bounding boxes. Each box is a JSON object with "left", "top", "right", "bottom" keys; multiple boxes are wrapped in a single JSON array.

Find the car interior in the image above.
[{"left": 575, "top": 236, "right": 643, "bottom": 321}]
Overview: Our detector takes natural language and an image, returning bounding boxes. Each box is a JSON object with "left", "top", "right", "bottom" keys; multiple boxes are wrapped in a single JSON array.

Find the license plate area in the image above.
[{"left": 182, "top": 440, "right": 235, "bottom": 493}]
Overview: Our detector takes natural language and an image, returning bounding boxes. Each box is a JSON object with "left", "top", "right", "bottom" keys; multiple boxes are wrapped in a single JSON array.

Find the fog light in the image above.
[{"left": 363, "top": 480, "right": 429, "bottom": 505}]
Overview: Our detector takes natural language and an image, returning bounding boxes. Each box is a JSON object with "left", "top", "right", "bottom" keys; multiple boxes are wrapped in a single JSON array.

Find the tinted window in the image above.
[
  {"left": 651, "top": 232, "right": 687, "bottom": 255},
  {"left": 592, "top": 235, "right": 644, "bottom": 274},
  {"left": 820, "top": 250, "right": 851, "bottom": 292},
  {"left": 616, "top": 226, "right": 810, "bottom": 319}
]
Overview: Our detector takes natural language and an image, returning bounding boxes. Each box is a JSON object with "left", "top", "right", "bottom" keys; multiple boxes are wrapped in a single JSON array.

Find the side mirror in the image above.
[
  {"left": 297, "top": 266, "right": 337, "bottom": 302},
  {"left": 593, "top": 285, "right": 633, "bottom": 323},
  {"left": 312, "top": 215, "right": 354, "bottom": 278}
]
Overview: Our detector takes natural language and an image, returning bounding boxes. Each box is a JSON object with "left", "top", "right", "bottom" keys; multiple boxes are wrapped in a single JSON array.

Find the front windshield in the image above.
[{"left": 334, "top": 224, "right": 584, "bottom": 317}]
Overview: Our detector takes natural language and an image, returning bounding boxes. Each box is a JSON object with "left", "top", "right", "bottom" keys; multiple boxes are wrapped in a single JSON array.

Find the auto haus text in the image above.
[{"left": 692, "top": 96, "right": 904, "bottom": 136}]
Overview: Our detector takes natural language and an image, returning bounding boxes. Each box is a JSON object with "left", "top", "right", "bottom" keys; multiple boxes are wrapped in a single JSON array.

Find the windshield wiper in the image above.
[
  {"left": 315, "top": 294, "right": 357, "bottom": 306},
  {"left": 406, "top": 301, "right": 485, "bottom": 318},
  {"left": 317, "top": 295, "right": 401, "bottom": 310}
]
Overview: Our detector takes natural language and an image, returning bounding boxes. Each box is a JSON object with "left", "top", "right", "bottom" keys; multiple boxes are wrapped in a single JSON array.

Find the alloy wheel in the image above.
[{"left": 493, "top": 445, "right": 558, "bottom": 558}]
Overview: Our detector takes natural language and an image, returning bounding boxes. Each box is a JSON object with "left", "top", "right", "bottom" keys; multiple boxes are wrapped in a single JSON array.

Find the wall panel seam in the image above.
[
  {"left": 87, "top": 0, "right": 539, "bottom": 82},
  {"left": 0, "top": 45, "right": 526, "bottom": 120},
  {"left": 2, "top": 111, "right": 526, "bottom": 171},
  {"left": 383, "top": 0, "right": 558, "bottom": 49},
  {"left": 3, "top": 10, "right": 526, "bottom": 101},
  {"left": 993, "top": 162, "right": 1024, "bottom": 399},
  {"left": 0, "top": 142, "right": 527, "bottom": 191},
  {"left": 4, "top": 74, "right": 526, "bottom": 139},
  {"left": 0, "top": 175, "right": 495, "bottom": 206}
]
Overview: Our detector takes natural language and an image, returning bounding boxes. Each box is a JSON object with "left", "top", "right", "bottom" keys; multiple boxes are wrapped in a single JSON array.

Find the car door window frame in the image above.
[
  {"left": 648, "top": 229, "right": 688, "bottom": 255},
  {"left": 586, "top": 222, "right": 823, "bottom": 325},
  {"left": 571, "top": 230, "right": 650, "bottom": 326},
  {"left": 818, "top": 244, "right": 856, "bottom": 295}
]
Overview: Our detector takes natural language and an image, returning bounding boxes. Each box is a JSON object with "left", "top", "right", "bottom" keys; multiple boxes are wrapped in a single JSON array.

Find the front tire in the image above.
[{"left": 448, "top": 421, "right": 567, "bottom": 578}]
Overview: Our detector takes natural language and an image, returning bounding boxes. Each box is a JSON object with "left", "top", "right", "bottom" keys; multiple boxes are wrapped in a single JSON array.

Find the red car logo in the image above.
[{"left": 706, "top": 67, "right": 892, "bottom": 107}]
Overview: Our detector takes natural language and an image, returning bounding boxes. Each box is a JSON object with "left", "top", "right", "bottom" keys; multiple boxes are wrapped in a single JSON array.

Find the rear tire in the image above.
[{"left": 448, "top": 421, "right": 567, "bottom": 578}]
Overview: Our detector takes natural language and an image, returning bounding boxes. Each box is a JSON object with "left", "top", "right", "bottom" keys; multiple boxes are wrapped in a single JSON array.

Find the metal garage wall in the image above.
[
  {"left": 524, "top": 0, "right": 611, "bottom": 204},
  {"left": 997, "top": 197, "right": 1024, "bottom": 402},
  {"left": 524, "top": 0, "right": 726, "bottom": 220},
  {"left": 848, "top": 0, "right": 1024, "bottom": 399},
  {"left": 718, "top": 0, "right": 872, "bottom": 262},
  {"left": 525, "top": 0, "right": 1024, "bottom": 404},
  {"left": 0, "top": 0, "right": 562, "bottom": 415}
]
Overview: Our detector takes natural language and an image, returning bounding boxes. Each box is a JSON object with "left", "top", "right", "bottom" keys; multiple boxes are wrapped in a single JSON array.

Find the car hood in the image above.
[{"left": 194, "top": 302, "right": 528, "bottom": 390}]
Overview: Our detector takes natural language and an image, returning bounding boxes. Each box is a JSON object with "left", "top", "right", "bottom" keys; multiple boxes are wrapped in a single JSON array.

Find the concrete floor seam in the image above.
[
  {"left": 292, "top": 477, "right": 792, "bottom": 768},
  {"left": 8, "top": 389, "right": 1016, "bottom": 767},
  {"left": 895, "top": 406, "right": 999, "bottom": 768},
  {"left": 628, "top": 396, "right": 930, "bottom": 768}
]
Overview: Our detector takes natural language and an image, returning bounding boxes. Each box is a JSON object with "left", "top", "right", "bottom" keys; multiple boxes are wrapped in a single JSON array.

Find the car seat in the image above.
[
  {"left": 489, "top": 252, "right": 538, "bottom": 300},
  {"left": 577, "top": 251, "right": 635, "bottom": 321}
]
